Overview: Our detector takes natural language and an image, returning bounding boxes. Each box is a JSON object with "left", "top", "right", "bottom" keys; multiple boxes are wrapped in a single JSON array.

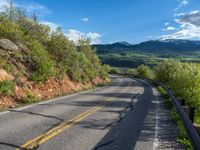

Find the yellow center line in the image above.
[
  {"left": 17, "top": 85, "right": 130, "bottom": 150},
  {"left": 30, "top": 105, "right": 104, "bottom": 149},
  {"left": 17, "top": 105, "right": 100, "bottom": 149}
]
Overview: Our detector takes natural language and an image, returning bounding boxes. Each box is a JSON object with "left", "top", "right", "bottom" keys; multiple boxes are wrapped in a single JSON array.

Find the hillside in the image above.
[
  {"left": 94, "top": 39, "right": 200, "bottom": 53},
  {"left": 94, "top": 40, "right": 200, "bottom": 68},
  {"left": 0, "top": 5, "right": 110, "bottom": 110}
]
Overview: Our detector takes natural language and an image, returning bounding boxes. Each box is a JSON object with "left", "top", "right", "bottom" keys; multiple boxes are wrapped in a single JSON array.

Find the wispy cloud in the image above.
[
  {"left": 80, "top": 18, "right": 89, "bottom": 22},
  {"left": 174, "top": 0, "right": 189, "bottom": 11},
  {"left": 40, "top": 21, "right": 60, "bottom": 31},
  {"left": 164, "top": 22, "right": 169, "bottom": 26},
  {"left": 162, "top": 26, "right": 176, "bottom": 31},
  {"left": 65, "top": 29, "right": 101, "bottom": 44},
  {"left": 15, "top": 1, "right": 51, "bottom": 15},
  {"left": 0, "top": 0, "right": 51, "bottom": 16},
  {"left": 159, "top": 10, "right": 200, "bottom": 40},
  {"left": 0, "top": 0, "right": 9, "bottom": 10}
]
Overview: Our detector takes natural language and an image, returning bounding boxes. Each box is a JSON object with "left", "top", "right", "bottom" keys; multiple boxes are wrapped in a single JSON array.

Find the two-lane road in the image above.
[{"left": 0, "top": 76, "right": 184, "bottom": 150}]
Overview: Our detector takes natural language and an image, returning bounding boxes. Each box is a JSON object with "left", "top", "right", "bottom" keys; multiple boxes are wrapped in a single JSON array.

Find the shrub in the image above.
[
  {"left": 127, "top": 68, "right": 136, "bottom": 76},
  {"left": 0, "top": 19, "right": 23, "bottom": 41},
  {"left": 0, "top": 80, "right": 15, "bottom": 96},
  {"left": 28, "top": 40, "right": 55, "bottom": 81},
  {"left": 136, "top": 64, "right": 152, "bottom": 78},
  {"left": 154, "top": 60, "right": 200, "bottom": 123},
  {"left": 154, "top": 60, "right": 181, "bottom": 85},
  {"left": 22, "top": 91, "right": 37, "bottom": 104},
  {"left": 109, "top": 68, "right": 121, "bottom": 74},
  {"left": 0, "top": 3, "right": 109, "bottom": 85}
]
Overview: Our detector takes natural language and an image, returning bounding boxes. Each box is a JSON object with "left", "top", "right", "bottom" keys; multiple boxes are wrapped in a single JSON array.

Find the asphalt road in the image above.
[{"left": 0, "top": 75, "right": 184, "bottom": 150}]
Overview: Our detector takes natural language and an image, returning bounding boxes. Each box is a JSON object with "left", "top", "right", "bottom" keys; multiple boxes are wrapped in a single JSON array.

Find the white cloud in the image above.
[
  {"left": 65, "top": 29, "right": 85, "bottom": 43},
  {"left": 174, "top": 13, "right": 186, "bottom": 17},
  {"left": 180, "top": 0, "right": 188, "bottom": 6},
  {"left": 174, "top": 0, "right": 189, "bottom": 11},
  {"left": 0, "top": 0, "right": 9, "bottom": 11},
  {"left": 159, "top": 10, "right": 200, "bottom": 40},
  {"left": 80, "top": 18, "right": 89, "bottom": 22},
  {"left": 179, "top": 10, "right": 200, "bottom": 26},
  {"left": 16, "top": 1, "right": 51, "bottom": 15},
  {"left": 164, "top": 22, "right": 169, "bottom": 26},
  {"left": 40, "top": 21, "right": 60, "bottom": 31},
  {"left": 162, "top": 26, "right": 176, "bottom": 31},
  {"left": 0, "top": 0, "right": 50, "bottom": 16},
  {"left": 86, "top": 32, "right": 101, "bottom": 44},
  {"left": 65, "top": 29, "right": 101, "bottom": 44}
]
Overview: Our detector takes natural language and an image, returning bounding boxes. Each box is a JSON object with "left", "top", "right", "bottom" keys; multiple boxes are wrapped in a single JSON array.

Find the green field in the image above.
[{"left": 98, "top": 51, "right": 200, "bottom": 68}]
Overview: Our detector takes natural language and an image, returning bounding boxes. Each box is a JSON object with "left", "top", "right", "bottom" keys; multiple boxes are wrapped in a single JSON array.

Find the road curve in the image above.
[{"left": 0, "top": 75, "right": 184, "bottom": 150}]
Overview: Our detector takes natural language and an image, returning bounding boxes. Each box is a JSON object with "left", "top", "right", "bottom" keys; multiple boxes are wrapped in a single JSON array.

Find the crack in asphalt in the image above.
[{"left": 93, "top": 94, "right": 139, "bottom": 150}]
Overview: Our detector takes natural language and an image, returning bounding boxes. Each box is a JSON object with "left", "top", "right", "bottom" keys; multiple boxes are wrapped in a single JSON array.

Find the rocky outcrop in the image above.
[
  {"left": 0, "top": 69, "right": 14, "bottom": 81},
  {"left": 0, "top": 39, "right": 19, "bottom": 51},
  {"left": 15, "top": 41, "right": 28, "bottom": 51}
]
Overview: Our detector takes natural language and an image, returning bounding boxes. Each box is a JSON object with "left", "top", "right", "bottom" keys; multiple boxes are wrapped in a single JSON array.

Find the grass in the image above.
[
  {"left": 98, "top": 51, "right": 200, "bottom": 68},
  {"left": 22, "top": 91, "right": 38, "bottom": 104},
  {"left": 0, "top": 80, "right": 15, "bottom": 96}
]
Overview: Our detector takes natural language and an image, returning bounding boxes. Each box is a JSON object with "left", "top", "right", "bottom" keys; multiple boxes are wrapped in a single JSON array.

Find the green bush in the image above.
[
  {"left": 29, "top": 40, "right": 55, "bottom": 81},
  {"left": 0, "top": 3, "right": 109, "bottom": 85},
  {"left": 127, "top": 68, "right": 136, "bottom": 76},
  {"left": 109, "top": 68, "right": 121, "bottom": 74},
  {"left": 154, "top": 60, "right": 200, "bottom": 123},
  {"left": 22, "top": 91, "right": 37, "bottom": 104},
  {"left": 136, "top": 64, "right": 152, "bottom": 78},
  {"left": 0, "top": 80, "right": 15, "bottom": 96},
  {"left": 0, "top": 19, "right": 23, "bottom": 41}
]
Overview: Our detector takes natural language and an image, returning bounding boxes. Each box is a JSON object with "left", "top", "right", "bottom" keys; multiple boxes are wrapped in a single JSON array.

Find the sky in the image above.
[{"left": 0, "top": 0, "right": 200, "bottom": 44}]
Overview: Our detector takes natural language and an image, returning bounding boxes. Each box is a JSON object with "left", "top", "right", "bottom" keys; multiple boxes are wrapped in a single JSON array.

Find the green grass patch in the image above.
[
  {"left": 22, "top": 91, "right": 38, "bottom": 104},
  {"left": 0, "top": 80, "right": 15, "bottom": 96}
]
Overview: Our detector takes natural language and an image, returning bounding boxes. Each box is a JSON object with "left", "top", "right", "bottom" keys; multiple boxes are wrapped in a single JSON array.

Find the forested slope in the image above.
[{"left": 0, "top": 3, "right": 110, "bottom": 110}]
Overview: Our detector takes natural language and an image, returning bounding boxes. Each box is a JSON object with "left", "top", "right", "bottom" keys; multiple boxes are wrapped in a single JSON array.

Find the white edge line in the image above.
[{"left": 153, "top": 91, "right": 160, "bottom": 150}]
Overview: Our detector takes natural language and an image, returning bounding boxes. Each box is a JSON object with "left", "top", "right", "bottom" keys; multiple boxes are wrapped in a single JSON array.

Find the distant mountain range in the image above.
[{"left": 93, "top": 39, "right": 200, "bottom": 54}]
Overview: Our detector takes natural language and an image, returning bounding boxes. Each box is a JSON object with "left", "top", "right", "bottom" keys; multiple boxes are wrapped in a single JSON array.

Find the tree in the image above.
[{"left": 9, "top": 0, "right": 14, "bottom": 21}]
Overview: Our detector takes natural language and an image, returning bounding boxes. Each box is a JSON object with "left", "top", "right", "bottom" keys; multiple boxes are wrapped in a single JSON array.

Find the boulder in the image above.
[
  {"left": 0, "top": 39, "right": 19, "bottom": 51},
  {"left": 0, "top": 69, "right": 14, "bottom": 81},
  {"left": 15, "top": 41, "right": 28, "bottom": 51}
]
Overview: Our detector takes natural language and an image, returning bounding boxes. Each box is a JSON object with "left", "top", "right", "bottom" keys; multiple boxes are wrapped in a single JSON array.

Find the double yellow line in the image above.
[{"left": 17, "top": 87, "right": 128, "bottom": 150}]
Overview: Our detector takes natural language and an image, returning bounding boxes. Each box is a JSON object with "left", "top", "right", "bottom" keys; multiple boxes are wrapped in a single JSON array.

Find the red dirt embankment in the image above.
[{"left": 1, "top": 75, "right": 110, "bottom": 111}]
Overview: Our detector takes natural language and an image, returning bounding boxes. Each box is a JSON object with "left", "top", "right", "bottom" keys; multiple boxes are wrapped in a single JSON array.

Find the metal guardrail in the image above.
[
  {"left": 116, "top": 75, "right": 200, "bottom": 149},
  {"left": 160, "top": 83, "right": 200, "bottom": 150}
]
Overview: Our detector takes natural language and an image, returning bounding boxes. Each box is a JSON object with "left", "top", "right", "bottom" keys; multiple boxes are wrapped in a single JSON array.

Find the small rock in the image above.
[
  {"left": 0, "top": 69, "right": 14, "bottom": 81},
  {"left": 0, "top": 39, "right": 19, "bottom": 51}
]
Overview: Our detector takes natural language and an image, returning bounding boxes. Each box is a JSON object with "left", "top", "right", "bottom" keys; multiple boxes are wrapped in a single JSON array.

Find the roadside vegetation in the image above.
[
  {"left": 110, "top": 60, "right": 200, "bottom": 149},
  {"left": 0, "top": 1, "right": 109, "bottom": 108}
]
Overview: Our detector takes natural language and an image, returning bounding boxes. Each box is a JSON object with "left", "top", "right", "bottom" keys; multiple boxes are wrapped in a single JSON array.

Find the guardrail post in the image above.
[
  {"left": 181, "top": 99, "right": 185, "bottom": 106},
  {"left": 189, "top": 107, "right": 195, "bottom": 123},
  {"left": 177, "top": 98, "right": 186, "bottom": 106},
  {"left": 193, "top": 124, "right": 200, "bottom": 137},
  {"left": 182, "top": 106, "right": 189, "bottom": 116}
]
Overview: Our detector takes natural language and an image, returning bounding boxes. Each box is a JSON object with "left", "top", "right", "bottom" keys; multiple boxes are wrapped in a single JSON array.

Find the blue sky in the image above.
[{"left": 1, "top": 0, "right": 200, "bottom": 44}]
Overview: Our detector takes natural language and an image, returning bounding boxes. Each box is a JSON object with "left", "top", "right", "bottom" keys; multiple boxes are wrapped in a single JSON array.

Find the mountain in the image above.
[
  {"left": 94, "top": 39, "right": 200, "bottom": 68},
  {"left": 94, "top": 39, "right": 200, "bottom": 54}
]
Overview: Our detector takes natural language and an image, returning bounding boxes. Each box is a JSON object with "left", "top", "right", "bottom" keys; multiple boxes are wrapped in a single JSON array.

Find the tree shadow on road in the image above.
[{"left": 89, "top": 81, "right": 153, "bottom": 150}]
